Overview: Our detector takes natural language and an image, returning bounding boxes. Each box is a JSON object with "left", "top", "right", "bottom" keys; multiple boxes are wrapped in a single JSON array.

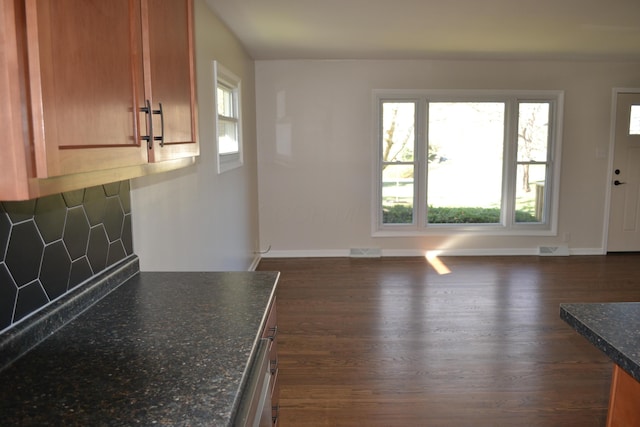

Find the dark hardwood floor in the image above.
[{"left": 257, "top": 255, "right": 640, "bottom": 427}]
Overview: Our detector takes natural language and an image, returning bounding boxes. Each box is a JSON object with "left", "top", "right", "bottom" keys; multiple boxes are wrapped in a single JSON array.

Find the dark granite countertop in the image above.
[
  {"left": 560, "top": 302, "right": 640, "bottom": 382},
  {"left": 0, "top": 268, "right": 279, "bottom": 426}
]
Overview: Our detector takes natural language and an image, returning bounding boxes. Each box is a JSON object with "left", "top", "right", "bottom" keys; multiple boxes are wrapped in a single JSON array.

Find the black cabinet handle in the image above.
[
  {"left": 267, "top": 325, "right": 278, "bottom": 341},
  {"left": 139, "top": 99, "right": 154, "bottom": 149},
  {"left": 141, "top": 100, "right": 165, "bottom": 148},
  {"left": 153, "top": 102, "right": 165, "bottom": 147}
]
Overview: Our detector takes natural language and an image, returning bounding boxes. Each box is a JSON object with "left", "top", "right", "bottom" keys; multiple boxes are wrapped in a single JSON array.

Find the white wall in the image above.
[
  {"left": 256, "top": 59, "right": 640, "bottom": 256},
  {"left": 130, "top": 0, "right": 259, "bottom": 271}
]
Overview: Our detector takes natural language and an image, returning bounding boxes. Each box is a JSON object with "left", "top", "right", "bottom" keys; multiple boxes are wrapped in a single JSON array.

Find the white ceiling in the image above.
[{"left": 204, "top": 0, "right": 640, "bottom": 61}]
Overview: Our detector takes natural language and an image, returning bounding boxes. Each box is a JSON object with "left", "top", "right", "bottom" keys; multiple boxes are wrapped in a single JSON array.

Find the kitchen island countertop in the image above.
[
  {"left": 560, "top": 302, "right": 640, "bottom": 382},
  {"left": 0, "top": 269, "right": 279, "bottom": 426}
]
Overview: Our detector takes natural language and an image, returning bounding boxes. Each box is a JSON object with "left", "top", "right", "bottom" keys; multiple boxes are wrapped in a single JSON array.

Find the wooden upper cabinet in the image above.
[
  {"left": 143, "top": 0, "right": 198, "bottom": 162},
  {"left": 26, "top": 0, "right": 147, "bottom": 177},
  {"left": 0, "top": 0, "right": 197, "bottom": 200},
  {"left": 1, "top": 0, "right": 31, "bottom": 200}
]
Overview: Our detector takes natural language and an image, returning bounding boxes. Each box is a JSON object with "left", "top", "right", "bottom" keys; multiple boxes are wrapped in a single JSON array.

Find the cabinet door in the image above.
[
  {"left": 143, "top": 0, "right": 198, "bottom": 162},
  {"left": 26, "top": 0, "right": 147, "bottom": 178},
  {"left": 1, "top": 0, "right": 31, "bottom": 199}
]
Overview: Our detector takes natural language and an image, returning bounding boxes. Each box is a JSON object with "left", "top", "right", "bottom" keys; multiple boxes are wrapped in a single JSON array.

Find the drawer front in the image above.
[
  {"left": 262, "top": 298, "right": 279, "bottom": 426},
  {"left": 234, "top": 339, "right": 272, "bottom": 427}
]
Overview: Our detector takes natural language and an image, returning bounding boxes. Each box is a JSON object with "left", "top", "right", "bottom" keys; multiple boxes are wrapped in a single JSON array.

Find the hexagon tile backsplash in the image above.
[{"left": 0, "top": 181, "right": 133, "bottom": 332}]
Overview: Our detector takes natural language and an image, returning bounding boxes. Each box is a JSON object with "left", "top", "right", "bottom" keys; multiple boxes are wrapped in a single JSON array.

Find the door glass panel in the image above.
[{"left": 629, "top": 105, "right": 640, "bottom": 135}]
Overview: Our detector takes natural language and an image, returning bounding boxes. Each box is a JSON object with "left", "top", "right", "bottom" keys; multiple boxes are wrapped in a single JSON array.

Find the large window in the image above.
[
  {"left": 214, "top": 61, "right": 243, "bottom": 173},
  {"left": 374, "top": 90, "right": 563, "bottom": 236}
]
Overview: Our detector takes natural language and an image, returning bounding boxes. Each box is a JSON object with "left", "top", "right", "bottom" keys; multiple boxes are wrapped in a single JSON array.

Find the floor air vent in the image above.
[
  {"left": 349, "top": 248, "right": 382, "bottom": 258},
  {"left": 537, "top": 245, "right": 569, "bottom": 256}
]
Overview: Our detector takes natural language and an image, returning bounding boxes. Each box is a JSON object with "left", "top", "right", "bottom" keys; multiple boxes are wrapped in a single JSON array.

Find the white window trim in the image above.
[
  {"left": 213, "top": 61, "right": 243, "bottom": 174},
  {"left": 371, "top": 89, "right": 564, "bottom": 237}
]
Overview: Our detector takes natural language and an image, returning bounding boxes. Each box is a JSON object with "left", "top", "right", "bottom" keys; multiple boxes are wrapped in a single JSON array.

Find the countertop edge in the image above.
[{"left": 560, "top": 303, "right": 640, "bottom": 383}]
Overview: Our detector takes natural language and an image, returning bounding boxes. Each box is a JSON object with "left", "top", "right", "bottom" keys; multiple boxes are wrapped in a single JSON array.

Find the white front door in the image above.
[{"left": 607, "top": 91, "right": 640, "bottom": 252}]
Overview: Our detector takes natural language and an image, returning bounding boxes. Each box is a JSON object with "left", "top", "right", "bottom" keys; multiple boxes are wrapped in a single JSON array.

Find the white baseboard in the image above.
[
  {"left": 260, "top": 247, "right": 606, "bottom": 258},
  {"left": 261, "top": 249, "right": 349, "bottom": 258},
  {"left": 248, "top": 254, "right": 262, "bottom": 271},
  {"left": 569, "top": 248, "right": 605, "bottom": 255}
]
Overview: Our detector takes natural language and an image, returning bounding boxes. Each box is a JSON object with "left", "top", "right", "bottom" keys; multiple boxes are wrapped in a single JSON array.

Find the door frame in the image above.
[{"left": 603, "top": 88, "right": 640, "bottom": 253}]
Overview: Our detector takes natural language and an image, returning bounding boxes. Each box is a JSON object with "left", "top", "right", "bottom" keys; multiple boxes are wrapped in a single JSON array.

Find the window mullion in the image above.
[
  {"left": 503, "top": 98, "right": 518, "bottom": 228},
  {"left": 541, "top": 99, "right": 556, "bottom": 224},
  {"left": 417, "top": 98, "right": 427, "bottom": 229}
]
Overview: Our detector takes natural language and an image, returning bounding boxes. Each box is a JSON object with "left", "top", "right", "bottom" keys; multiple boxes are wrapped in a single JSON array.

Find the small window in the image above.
[{"left": 214, "top": 61, "right": 243, "bottom": 173}]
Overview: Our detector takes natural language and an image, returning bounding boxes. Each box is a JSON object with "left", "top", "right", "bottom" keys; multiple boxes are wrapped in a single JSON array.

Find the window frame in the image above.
[
  {"left": 213, "top": 61, "right": 243, "bottom": 173},
  {"left": 372, "top": 89, "right": 564, "bottom": 237}
]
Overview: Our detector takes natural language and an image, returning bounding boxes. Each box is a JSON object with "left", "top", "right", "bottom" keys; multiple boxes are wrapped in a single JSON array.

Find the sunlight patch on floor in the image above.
[{"left": 425, "top": 251, "right": 451, "bottom": 275}]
